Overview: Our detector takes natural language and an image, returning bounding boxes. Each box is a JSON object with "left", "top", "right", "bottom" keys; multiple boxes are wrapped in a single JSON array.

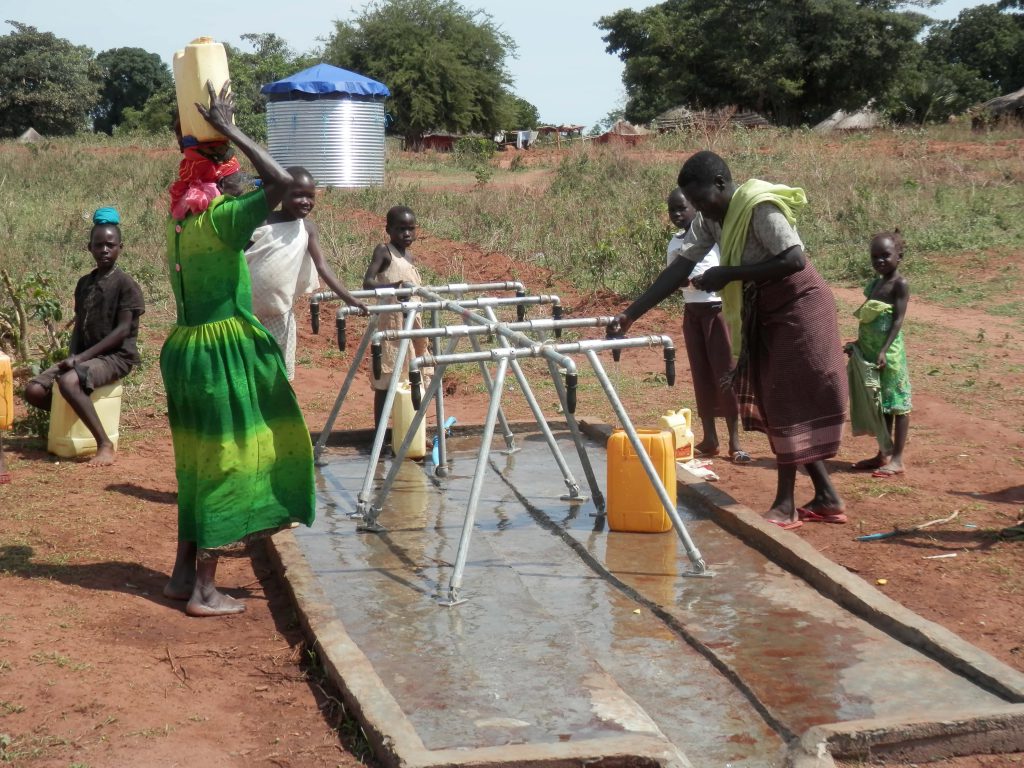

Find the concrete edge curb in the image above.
[
  {"left": 266, "top": 530, "right": 692, "bottom": 768},
  {"left": 791, "top": 704, "right": 1024, "bottom": 765}
]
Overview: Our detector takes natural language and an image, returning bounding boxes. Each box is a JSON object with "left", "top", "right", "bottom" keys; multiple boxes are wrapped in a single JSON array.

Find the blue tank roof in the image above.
[{"left": 261, "top": 64, "right": 390, "bottom": 98}]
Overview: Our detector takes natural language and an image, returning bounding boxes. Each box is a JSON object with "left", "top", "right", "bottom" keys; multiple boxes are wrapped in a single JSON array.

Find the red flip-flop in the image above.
[
  {"left": 798, "top": 507, "right": 848, "bottom": 524},
  {"left": 767, "top": 518, "right": 803, "bottom": 530}
]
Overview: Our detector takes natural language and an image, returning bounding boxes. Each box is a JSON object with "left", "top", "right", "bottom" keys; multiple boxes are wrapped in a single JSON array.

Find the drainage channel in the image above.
[{"left": 296, "top": 431, "right": 1009, "bottom": 767}]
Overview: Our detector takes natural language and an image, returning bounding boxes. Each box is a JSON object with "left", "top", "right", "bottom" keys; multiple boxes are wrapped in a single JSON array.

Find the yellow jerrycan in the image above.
[
  {"left": 47, "top": 382, "right": 123, "bottom": 458},
  {"left": 0, "top": 352, "right": 13, "bottom": 431},
  {"left": 658, "top": 408, "right": 694, "bottom": 461},
  {"left": 173, "top": 37, "right": 232, "bottom": 142},
  {"left": 606, "top": 428, "right": 676, "bottom": 533},
  {"left": 391, "top": 381, "right": 427, "bottom": 460}
]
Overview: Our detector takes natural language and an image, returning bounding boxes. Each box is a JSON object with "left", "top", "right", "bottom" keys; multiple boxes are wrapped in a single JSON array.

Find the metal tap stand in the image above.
[
  {"left": 366, "top": 334, "right": 711, "bottom": 606},
  {"left": 311, "top": 285, "right": 557, "bottom": 461},
  {"left": 363, "top": 315, "right": 620, "bottom": 517}
]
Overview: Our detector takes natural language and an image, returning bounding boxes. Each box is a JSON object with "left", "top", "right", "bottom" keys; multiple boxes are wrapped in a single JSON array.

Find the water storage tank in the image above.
[{"left": 262, "top": 64, "right": 390, "bottom": 188}]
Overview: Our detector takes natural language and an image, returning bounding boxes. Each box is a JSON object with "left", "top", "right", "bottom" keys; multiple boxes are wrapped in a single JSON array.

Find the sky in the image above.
[{"left": 6, "top": 0, "right": 990, "bottom": 129}]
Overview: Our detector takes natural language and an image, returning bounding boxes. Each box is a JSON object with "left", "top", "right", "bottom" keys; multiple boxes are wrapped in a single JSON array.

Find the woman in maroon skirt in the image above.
[{"left": 612, "top": 152, "right": 847, "bottom": 530}]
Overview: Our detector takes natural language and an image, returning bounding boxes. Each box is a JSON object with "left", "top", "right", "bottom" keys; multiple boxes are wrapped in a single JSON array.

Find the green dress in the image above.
[
  {"left": 160, "top": 190, "right": 315, "bottom": 550},
  {"left": 854, "top": 279, "right": 912, "bottom": 416}
]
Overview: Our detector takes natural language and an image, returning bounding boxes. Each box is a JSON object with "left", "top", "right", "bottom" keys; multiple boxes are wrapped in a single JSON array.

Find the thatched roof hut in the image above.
[
  {"left": 976, "top": 85, "right": 1024, "bottom": 122},
  {"left": 655, "top": 105, "right": 769, "bottom": 132}
]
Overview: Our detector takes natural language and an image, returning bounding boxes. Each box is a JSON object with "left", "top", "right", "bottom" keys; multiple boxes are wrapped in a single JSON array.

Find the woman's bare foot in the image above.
[
  {"left": 163, "top": 578, "right": 195, "bottom": 601},
  {"left": 872, "top": 459, "right": 905, "bottom": 477},
  {"left": 186, "top": 585, "right": 245, "bottom": 617},
  {"left": 88, "top": 442, "right": 116, "bottom": 467},
  {"left": 852, "top": 454, "right": 887, "bottom": 471}
]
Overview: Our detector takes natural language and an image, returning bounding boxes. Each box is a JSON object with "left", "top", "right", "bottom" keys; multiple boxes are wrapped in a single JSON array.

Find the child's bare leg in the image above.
[
  {"left": 764, "top": 463, "right": 798, "bottom": 523},
  {"left": 875, "top": 414, "right": 908, "bottom": 475},
  {"left": 57, "top": 371, "right": 115, "bottom": 466},
  {"left": 186, "top": 552, "right": 245, "bottom": 617},
  {"left": 726, "top": 414, "right": 742, "bottom": 456},
  {"left": 695, "top": 414, "right": 719, "bottom": 455},
  {"left": 800, "top": 460, "right": 844, "bottom": 512},
  {"left": 164, "top": 540, "right": 197, "bottom": 600}
]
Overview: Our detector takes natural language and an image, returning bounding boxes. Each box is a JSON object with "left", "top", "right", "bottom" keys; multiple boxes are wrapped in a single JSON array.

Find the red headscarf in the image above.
[{"left": 169, "top": 144, "right": 241, "bottom": 220}]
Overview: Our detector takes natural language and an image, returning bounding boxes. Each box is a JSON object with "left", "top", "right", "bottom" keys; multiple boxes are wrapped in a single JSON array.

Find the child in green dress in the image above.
[{"left": 850, "top": 230, "right": 911, "bottom": 477}]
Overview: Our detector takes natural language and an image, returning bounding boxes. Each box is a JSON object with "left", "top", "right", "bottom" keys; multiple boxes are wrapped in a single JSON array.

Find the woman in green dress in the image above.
[
  {"left": 161, "top": 82, "right": 314, "bottom": 617},
  {"left": 850, "top": 230, "right": 911, "bottom": 478}
]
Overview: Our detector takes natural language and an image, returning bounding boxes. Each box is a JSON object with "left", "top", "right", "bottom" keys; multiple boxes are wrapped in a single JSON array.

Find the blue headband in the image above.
[{"left": 93, "top": 207, "right": 121, "bottom": 226}]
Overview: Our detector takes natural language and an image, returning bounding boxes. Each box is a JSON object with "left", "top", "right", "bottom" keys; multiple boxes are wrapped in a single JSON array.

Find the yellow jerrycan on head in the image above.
[
  {"left": 606, "top": 428, "right": 676, "bottom": 533},
  {"left": 173, "top": 37, "right": 232, "bottom": 142},
  {"left": 0, "top": 352, "right": 13, "bottom": 431}
]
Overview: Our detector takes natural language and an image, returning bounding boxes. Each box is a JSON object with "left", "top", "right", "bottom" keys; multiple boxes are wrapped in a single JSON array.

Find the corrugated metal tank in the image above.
[{"left": 266, "top": 98, "right": 386, "bottom": 188}]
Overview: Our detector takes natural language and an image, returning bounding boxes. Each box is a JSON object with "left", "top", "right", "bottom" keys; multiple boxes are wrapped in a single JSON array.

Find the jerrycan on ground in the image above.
[
  {"left": 658, "top": 408, "right": 694, "bottom": 461},
  {"left": 391, "top": 382, "right": 427, "bottom": 460},
  {"left": 0, "top": 352, "right": 13, "bottom": 431},
  {"left": 47, "top": 382, "right": 123, "bottom": 458},
  {"left": 606, "top": 428, "right": 676, "bottom": 533},
  {"left": 173, "top": 37, "right": 232, "bottom": 142}
]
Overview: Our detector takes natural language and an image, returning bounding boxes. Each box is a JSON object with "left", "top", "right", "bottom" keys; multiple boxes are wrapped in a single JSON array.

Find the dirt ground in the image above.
[{"left": 1, "top": 199, "right": 1023, "bottom": 767}]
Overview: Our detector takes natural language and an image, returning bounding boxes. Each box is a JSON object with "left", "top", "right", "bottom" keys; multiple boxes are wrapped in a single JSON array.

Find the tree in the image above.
[
  {"left": 0, "top": 21, "right": 101, "bottom": 137},
  {"left": 501, "top": 94, "right": 540, "bottom": 128},
  {"left": 93, "top": 47, "right": 171, "bottom": 134},
  {"left": 225, "top": 33, "right": 319, "bottom": 142},
  {"left": 116, "top": 85, "right": 176, "bottom": 135},
  {"left": 923, "top": 4, "right": 1024, "bottom": 96},
  {"left": 324, "top": 0, "right": 516, "bottom": 147},
  {"left": 597, "top": 1, "right": 933, "bottom": 126}
]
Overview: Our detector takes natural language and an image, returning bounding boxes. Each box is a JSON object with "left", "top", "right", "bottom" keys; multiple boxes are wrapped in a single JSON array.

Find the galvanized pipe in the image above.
[
  {"left": 441, "top": 356, "right": 511, "bottom": 606},
  {"left": 481, "top": 306, "right": 582, "bottom": 499},
  {"left": 584, "top": 348, "right": 709, "bottom": 577},
  {"left": 313, "top": 314, "right": 380, "bottom": 461},
  {"left": 355, "top": 308, "right": 420, "bottom": 512}
]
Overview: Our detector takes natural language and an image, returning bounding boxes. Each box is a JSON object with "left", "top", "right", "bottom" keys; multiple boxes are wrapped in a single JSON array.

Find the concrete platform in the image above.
[{"left": 270, "top": 428, "right": 1024, "bottom": 767}]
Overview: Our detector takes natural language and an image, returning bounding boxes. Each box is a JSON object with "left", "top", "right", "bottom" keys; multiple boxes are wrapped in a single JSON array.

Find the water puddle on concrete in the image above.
[{"left": 299, "top": 431, "right": 1005, "bottom": 767}]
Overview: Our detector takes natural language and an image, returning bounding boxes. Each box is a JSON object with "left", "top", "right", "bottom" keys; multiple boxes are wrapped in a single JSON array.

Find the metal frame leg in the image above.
[
  {"left": 467, "top": 333, "right": 517, "bottom": 454},
  {"left": 439, "top": 357, "right": 510, "bottom": 606},
  {"left": 429, "top": 308, "right": 451, "bottom": 478},
  {"left": 545, "top": 358, "right": 605, "bottom": 511},
  {"left": 585, "top": 349, "right": 712, "bottom": 578},
  {"left": 355, "top": 309, "right": 420, "bottom": 513},
  {"left": 480, "top": 307, "right": 585, "bottom": 502},
  {"left": 313, "top": 315, "right": 380, "bottom": 462}
]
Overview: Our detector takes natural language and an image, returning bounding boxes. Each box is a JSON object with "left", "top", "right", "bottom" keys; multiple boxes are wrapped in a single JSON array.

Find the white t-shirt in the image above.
[{"left": 667, "top": 229, "right": 721, "bottom": 304}]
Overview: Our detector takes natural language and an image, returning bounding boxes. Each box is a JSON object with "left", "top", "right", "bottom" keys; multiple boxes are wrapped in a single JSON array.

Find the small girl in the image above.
[
  {"left": 246, "top": 167, "right": 367, "bottom": 381},
  {"left": 851, "top": 230, "right": 911, "bottom": 477},
  {"left": 362, "top": 206, "right": 430, "bottom": 427}
]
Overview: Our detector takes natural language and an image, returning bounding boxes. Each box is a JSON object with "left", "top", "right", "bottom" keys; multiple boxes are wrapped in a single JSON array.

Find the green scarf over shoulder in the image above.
[{"left": 719, "top": 179, "right": 808, "bottom": 358}]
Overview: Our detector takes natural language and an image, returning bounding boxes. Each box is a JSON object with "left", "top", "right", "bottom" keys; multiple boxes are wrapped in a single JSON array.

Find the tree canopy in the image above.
[
  {"left": 597, "top": 0, "right": 934, "bottom": 126},
  {"left": 225, "top": 33, "right": 319, "bottom": 142},
  {"left": 94, "top": 47, "right": 171, "bottom": 135},
  {"left": 0, "top": 21, "right": 100, "bottom": 137},
  {"left": 324, "top": 0, "right": 517, "bottom": 145}
]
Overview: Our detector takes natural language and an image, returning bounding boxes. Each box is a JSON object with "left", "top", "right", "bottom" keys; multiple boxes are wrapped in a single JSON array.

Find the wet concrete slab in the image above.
[{"left": 293, "top": 430, "right": 1014, "bottom": 767}]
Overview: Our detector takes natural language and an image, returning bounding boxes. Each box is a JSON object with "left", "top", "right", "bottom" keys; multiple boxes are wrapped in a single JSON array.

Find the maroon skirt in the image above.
[{"left": 734, "top": 262, "right": 847, "bottom": 465}]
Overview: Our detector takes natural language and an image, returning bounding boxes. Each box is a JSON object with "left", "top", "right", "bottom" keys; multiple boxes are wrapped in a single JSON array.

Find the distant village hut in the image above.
[{"left": 262, "top": 64, "right": 390, "bottom": 188}]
